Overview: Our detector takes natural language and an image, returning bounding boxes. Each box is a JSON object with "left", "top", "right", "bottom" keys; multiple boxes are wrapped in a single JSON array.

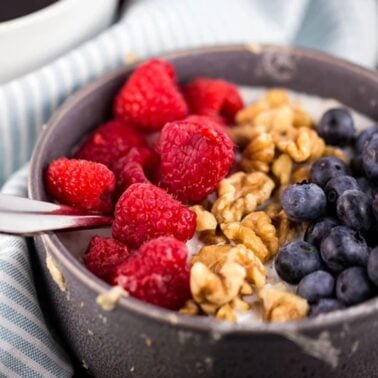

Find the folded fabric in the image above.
[
  {"left": 0, "top": 165, "right": 73, "bottom": 377},
  {"left": 0, "top": 0, "right": 377, "bottom": 376}
]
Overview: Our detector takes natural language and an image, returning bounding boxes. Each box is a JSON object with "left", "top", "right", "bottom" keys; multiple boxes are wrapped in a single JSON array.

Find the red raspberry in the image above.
[
  {"left": 114, "top": 59, "right": 188, "bottom": 131},
  {"left": 84, "top": 236, "right": 131, "bottom": 283},
  {"left": 113, "top": 237, "right": 190, "bottom": 310},
  {"left": 159, "top": 119, "right": 234, "bottom": 203},
  {"left": 112, "top": 183, "right": 196, "bottom": 248},
  {"left": 74, "top": 119, "right": 145, "bottom": 168},
  {"left": 113, "top": 146, "right": 159, "bottom": 197},
  {"left": 183, "top": 78, "right": 243, "bottom": 124},
  {"left": 45, "top": 158, "right": 115, "bottom": 213}
]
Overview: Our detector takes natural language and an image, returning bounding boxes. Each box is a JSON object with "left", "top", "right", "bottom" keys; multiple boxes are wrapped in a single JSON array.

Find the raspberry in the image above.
[
  {"left": 84, "top": 236, "right": 131, "bottom": 283},
  {"left": 183, "top": 78, "right": 243, "bottom": 124},
  {"left": 112, "top": 183, "right": 196, "bottom": 247},
  {"left": 45, "top": 158, "right": 115, "bottom": 213},
  {"left": 113, "top": 146, "right": 159, "bottom": 197},
  {"left": 114, "top": 59, "right": 188, "bottom": 131},
  {"left": 159, "top": 119, "right": 234, "bottom": 203},
  {"left": 113, "top": 237, "right": 190, "bottom": 310},
  {"left": 74, "top": 119, "right": 145, "bottom": 168}
]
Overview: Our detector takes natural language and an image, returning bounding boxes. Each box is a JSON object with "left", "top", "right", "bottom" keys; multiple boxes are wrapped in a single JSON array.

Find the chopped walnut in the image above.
[
  {"left": 216, "top": 304, "right": 237, "bottom": 322},
  {"left": 179, "top": 300, "right": 200, "bottom": 316},
  {"left": 272, "top": 154, "right": 293, "bottom": 186},
  {"left": 199, "top": 230, "right": 228, "bottom": 245},
  {"left": 323, "top": 146, "right": 347, "bottom": 162},
  {"left": 277, "top": 127, "right": 312, "bottom": 162},
  {"left": 263, "top": 88, "right": 289, "bottom": 107},
  {"left": 292, "top": 103, "right": 313, "bottom": 128},
  {"left": 242, "top": 212, "right": 279, "bottom": 258},
  {"left": 240, "top": 133, "right": 275, "bottom": 173},
  {"left": 271, "top": 105, "right": 295, "bottom": 130},
  {"left": 291, "top": 165, "right": 311, "bottom": 183},
  {"left": 259, "top": 285, "right": 309, "bottom": 322},
  {"left": 308, "top": 129, "right": 326, "bottom": 161},
  {"left": 190, "top": 244, "right": 266, "bottom": 314},
  {"left": 230, "top": 296, "right": 251, "bottom": 312},
  {"left": 221, "top": 211, "right": 278, "bottom": 262},
  {"left": 271, "top": 210, "right": 305, "bottom": 245},
  {"left": 190, "top": 205, "right": 217, "bottom": 232},
  {"left": 264, "top": 201, "right": 282, "bottom": 220},
  {"left": 236, "top": 100, "right": 270, "bottom": 125},
  {"left": 212, "top": 172, "right": 275, "bottom": 223},
  {"left": 229, "top": 124, "right": 267, "bottom": 148}
]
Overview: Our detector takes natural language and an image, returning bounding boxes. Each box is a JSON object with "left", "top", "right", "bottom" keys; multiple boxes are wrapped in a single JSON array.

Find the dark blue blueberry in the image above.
[
  {"left": 355, "top": 125, "right": 378, "bottom": 154},
  {"left": 297, "top": 270, "right": 335, "bottom": 303},
  {"left": 317, "top": 108, "right": 355, "bottom": 146},
  {"left": 310, "top": 157, "right": 348, "bottom": 188},
  {"left": 309, "top": 299, "right": 346, "bottom": 317},
  {"left": 336, "top": 267, "right": 375, "bottom": 306},
  {"left": 362, "top": 134, "right": 378, "bottom": 180},
  {"left": 336, "top": 190, "right": 372, "bottom": 232},
  {"left": 304, "top": 217, "right": 338, "bottom": 248},
  {"left": 275, "top": 241, "right": 323, "bottom": 284},
  {"left": 356, "top": 177, "right": 374, "bottom": 201},
  {"left": 373, "top": 194, "right": 378, "bottom": 221},
  {"left": 367, "top": 247, "right": 378, "bottom": 286},
  {"left": 325, "top": 176, "right": 359, "bottom": 208},
  {"left": 281, "top": 183, "right": 326, "bottom": 222},
  {"left": 320, "top": 226, "right": 369, "bottom": 273}
]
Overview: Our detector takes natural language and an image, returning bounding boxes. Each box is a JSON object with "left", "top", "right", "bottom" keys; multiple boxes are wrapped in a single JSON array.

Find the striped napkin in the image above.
[{"left": 0, "top": 0, "right": 377, "bottom": 375}]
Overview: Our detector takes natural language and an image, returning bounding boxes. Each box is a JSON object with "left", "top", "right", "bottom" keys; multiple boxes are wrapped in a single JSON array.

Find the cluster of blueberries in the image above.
[{"left": 276, "top": 107, "right": 378, "bottom": 317}]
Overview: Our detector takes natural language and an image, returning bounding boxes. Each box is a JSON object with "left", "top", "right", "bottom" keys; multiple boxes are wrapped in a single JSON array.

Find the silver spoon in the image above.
[{"left": 0, "top": 194, "right": 113, "bottom": 235}]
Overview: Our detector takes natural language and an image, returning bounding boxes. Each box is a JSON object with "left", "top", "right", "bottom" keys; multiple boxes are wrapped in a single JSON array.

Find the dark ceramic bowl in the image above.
[{"left": 29, "top": 45, "right": 378, "bottom": 378}]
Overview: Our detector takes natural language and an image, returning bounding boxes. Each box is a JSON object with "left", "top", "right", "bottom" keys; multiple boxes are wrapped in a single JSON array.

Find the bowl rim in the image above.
[
  {"left": 29, "top": 44, "right": 378, "bottom": 336},
  {"left": 0, "top": 0, "right": 77, "bottom": 31}
]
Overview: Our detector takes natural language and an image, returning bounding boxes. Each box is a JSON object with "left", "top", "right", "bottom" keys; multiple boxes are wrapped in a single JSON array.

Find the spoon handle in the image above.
[
  {"left": 0, "top": 194, "right": 113, "bottom": 235},
  {"left": 0, "top": 211, "right": 113, "bottom": 235}
]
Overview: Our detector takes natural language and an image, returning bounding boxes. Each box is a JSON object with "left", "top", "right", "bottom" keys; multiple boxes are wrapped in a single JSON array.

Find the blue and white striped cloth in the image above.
[{"left": 0, "top": 0, "right": 377, "bottom": 376}]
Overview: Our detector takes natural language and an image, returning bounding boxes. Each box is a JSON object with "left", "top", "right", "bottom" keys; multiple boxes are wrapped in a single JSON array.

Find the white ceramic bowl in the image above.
[{"left": 0, "top": 0, "right": 118, "bottom": 83}]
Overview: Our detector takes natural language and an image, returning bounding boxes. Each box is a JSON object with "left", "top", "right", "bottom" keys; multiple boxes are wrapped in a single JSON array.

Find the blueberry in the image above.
[
  {"left": 275, "top": 241, "right": 323, "bottom": 284},
  {"left": 304, "top": 217, "right": 338, "bottom": 248},
  {"left": 367, "top": 247, "right": 378, "bottom": 286},
  {"left": 320, "top": 226, "right": 369, "bottom": 273},
  {"left": 355, "top": 125, "right": 378, "bottom": 154},
  {"left": 281, "top": 183, "right": 326, "bottom": 222},
  {"left": 336, "top": 267, "right": 375, "bottom": 306},
  {"left": 310, "top": 157, "right": 348, "bottom": 188},
  {"left": 362, "top": 135, "right": 378, "bottom": 180},
  {"left": 356, "top": 177, "right": 374, "bottom": 200},
  {"left": 317, "top": 108, "right": 355, "bottom": 146},
  {"left": 297, "top": 271, "right": 335, "bottom": 303},
  {"left": 309, "top": 299, "right": 346, "bottom": 317},
  {"left": 325, "top": 176, "right": 359, "bottom": 208},
  {"left": 373, "top": 194, "right": 378, "bottom": 221},
  {"left": 336, "top": 190, "right": 372, "bottom": 232}
]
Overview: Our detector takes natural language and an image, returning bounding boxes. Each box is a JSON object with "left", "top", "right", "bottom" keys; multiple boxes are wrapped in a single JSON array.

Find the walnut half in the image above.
[{"left": 259, "top": 284, "right": 309, "bottom": 322}]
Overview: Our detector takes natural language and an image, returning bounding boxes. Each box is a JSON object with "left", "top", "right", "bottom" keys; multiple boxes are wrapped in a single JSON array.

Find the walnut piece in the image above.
[
  {"left": 272, "top": 154, "right": 293, "bottom": 186},
  {"left": 212, "top": 172, "right": 275, "bottom": 223},
  {"left": 263, "top": 89, "right": 289, "bottom": 107},
  {"left": 179, "top": 300, "right": 200, "bottom": 316},
  {"left": 259, "top": 285, "right": 309, "bottom": 322},
  {"left": 190, "top": 244, "right": 266, "bottom": 314},
  {"left": 323, "top": 146, "right": 347, "bottom": 162},
  {"left": 292, "top": 103, "right": 313, "bottom": 128},
  {"left": 199, "top": 230, "right": 228, "bottom": 245},
  {"left": 216, "top": 304, "right": 237, "bottom": 322},
  {"left": 240, "top": 133, "right": 275, "bottom": 173},
  {"left": 236, "top": 100, "right": 270, "bottom": 125},
  {"left": 229, "top": 124, "right": 266, "bottom": 147},
  {"left": 270, "top": 209, "right": 305, "bottom": 245},
  {"left": 190, "top": 205, "right": 217, "bottom": 232},
  {"left": 221, "top": 211, "right": 278, "bottom": 262},
  {"left": 277, "top": 127, "right": 312, "bottom": 162},
  {"left": 291, "top": 165, "right": 311, "bottom": 183}
]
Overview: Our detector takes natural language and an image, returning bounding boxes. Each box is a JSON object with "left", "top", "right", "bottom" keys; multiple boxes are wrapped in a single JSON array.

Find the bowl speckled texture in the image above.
[{"left": 29, "top": 45, "right": 378, "bottom": 377}]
